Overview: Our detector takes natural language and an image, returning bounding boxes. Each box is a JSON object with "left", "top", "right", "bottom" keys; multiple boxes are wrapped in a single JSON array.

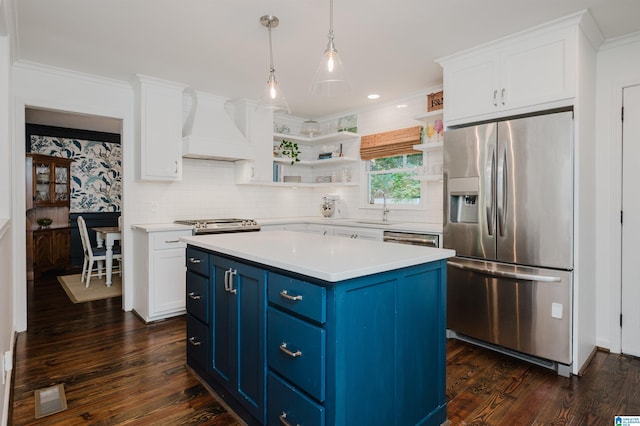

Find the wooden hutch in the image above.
[{"left": 26, "top": 153, "right": 73, "bottom": 280}]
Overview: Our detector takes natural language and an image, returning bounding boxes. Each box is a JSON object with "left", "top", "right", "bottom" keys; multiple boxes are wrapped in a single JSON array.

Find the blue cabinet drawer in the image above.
[
  {"left": 268, "top": 372, "right": 325, "bottom": 426},
  {"left": 186, "top": 271, "right": 208, "bottom": 324},
  {"left": 186, "top": 314, "right": 208, "bottom": 370},
  {"left": 268, "top": 272, "right": 326, "bottom": 324},
  {"left": 268, "top": 307, "right": 326, "bottom": 401},
  {"left": 186, "top": 246, "right": 209, "bottom": 277}
]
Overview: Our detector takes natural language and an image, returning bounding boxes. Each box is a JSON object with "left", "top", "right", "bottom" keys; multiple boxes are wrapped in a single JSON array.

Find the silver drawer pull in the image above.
[
  {"left": 188, "top": 257, "right": 201, "bottom": 264},
  {"left": 279, "top": 412, "right": 299, "bottom": 426},
  {"left": 188, "top": 292, "right": 201, "bottom": 300},
  {"left": 165, "top": 239, "right": 180, "bottom": 243},
  {"left": 279, "top": 342, "right": 302, "bottom": 358},
  {"left": 279, "top": 290, "right": 302, "bottom": 301},
  {"left": 188, "top": 337, "right": 201, "bottom": 346}
]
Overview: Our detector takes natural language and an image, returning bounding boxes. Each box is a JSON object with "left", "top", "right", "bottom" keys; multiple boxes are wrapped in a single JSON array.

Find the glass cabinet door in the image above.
[
  {"left": 54, "top": 166, "right": 68, "bottom": 202},
  {"left": 34, "top": 162, "right": 52, "bottom": 203},
  {"left": 30, "top": 155, "right": 72, "bottom": 207}
]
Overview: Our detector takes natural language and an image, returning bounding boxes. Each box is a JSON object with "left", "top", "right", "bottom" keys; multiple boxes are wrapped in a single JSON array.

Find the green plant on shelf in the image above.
[{"left": 279, "top": 139, "right": 300, "bottom": 165}]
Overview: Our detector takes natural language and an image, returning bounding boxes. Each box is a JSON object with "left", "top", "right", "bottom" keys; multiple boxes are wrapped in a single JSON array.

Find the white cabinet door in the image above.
[
  {"left": 234, "top": 100, "right": 274, "bottom": 184},
  {"left": 443, "top": 55, "right": 500, "bottom": 123},
  {"left": 441, "top": 27, "right": 576, "bottom": 125},
  {"left": 333, "top": 226, "right": 383, "bottom": 241},
  {"left": 306, "top": 224, "right": 334, "bottom": 236},
  {"left": 133, "top": 228, "right": 190, "bottom": 322},
  {"left": 501, "top": 33, "right": 575, "bottom": 112},
  {"left": 152, "top": 247, "right": 187, "bottom": 315},
  {"left": 138, "top": 75, "right": 186, "bottom": 181}
]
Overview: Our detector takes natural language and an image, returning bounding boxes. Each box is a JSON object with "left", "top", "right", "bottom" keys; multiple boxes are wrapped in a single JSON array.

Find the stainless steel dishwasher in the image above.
[{"left": 383, "top": 231, "right": 440, "bottom": 248}]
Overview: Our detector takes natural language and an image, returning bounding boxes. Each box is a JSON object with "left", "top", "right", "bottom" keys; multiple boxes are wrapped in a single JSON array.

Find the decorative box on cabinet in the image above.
[
  {"left": 132, "top": 226, "right": 192, "bottom": 322},
  {"left": 136, "top": 74, "right": 187, "bottom": 181},
  {"left": 437, "top": 12, "right": 596, "bottom": 125}
]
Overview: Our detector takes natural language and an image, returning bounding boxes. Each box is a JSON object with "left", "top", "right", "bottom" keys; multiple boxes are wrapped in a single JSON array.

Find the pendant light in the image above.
[
  {"left": 259, "top": 15, "right": 290, "bottom": 113},
  {"left": 310, "top": 0, "right": 351, "bottom": 97}
]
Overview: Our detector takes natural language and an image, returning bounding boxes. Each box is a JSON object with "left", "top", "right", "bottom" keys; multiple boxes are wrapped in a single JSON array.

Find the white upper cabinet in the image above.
[
  {"left": 437, "top": 12, "right": 595, "bottom": 126},
  {"left": 137, "top": 75, "right": 187, "bottom": 181},
  {"left": 234, "top": 101, "right": 274, "bottom": 184}
]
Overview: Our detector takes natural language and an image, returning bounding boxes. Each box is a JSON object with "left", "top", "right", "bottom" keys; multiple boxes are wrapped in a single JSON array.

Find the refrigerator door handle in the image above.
[
  {"left": 497, "top": 145, "right": 507, "bottom": 236},
  {"left": 486, "top": 146, "right": 496, "bottom": 236},
  {"left": 448, "top": 260, "right": 562, "bottom": 282}
]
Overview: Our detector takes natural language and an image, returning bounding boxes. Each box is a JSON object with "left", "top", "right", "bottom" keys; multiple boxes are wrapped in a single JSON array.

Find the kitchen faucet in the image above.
[{"left": 372, "top": 189, "right": 390, "bottom": 222}]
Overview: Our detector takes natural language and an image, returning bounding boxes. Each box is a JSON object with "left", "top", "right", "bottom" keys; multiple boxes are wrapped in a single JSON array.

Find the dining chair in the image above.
[{"left": 77, "top": 216, "right": 122, "bottom": 288}]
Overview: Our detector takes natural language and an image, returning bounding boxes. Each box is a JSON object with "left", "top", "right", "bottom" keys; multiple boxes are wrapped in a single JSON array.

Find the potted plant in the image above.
[{"left": 279, "top": 139, "right": 300, "bottom": 165}]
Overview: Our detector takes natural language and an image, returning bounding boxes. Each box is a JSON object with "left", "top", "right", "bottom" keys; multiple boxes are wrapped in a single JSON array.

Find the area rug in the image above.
[{"left": 57, "top": 273, "right": 122, "bottom": 303}]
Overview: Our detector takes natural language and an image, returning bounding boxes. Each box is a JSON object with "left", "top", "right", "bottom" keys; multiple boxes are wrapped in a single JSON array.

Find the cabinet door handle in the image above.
[
  {"left": 279, "top": 342, "right": 302, "bottom": 358},
  {"left": 279, "top": 290, "right": 302, "bottom": 301},
  {"left": 226, "top": 268, "right": 237, "bottom": 294},
  {"left": 188, "top": 292, "right": 201, "bottom": 300},
  {"left": 501, "top": 88, "right": 506, "bottom": 105},
  {"left": 165, "top": 239, "right": 180, "bottom": 243},
  {"left": 188, "top": 337, "right": 201, "bottom": 346},
  {"left": 278, "top": 412, "right": 298, "bottom": 426},
  {"left": 188, "top": 257, "right": 201, "bottom": 264},
  {"left": 493, "top": 89, "right": 498, "bottom": 107}
]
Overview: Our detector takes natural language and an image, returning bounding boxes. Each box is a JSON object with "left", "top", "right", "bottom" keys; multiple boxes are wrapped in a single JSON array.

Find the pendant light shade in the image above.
[
  {"left": 310, "top": 0, "right": 351, "bottom": 97},
  {"left": 259, "top": 15, "right": 290, "bottom": 113}
]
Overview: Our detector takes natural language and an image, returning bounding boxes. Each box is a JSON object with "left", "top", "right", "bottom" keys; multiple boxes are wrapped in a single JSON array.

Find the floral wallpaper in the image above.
[{"left": 30, "top": 135, "right": 122, "bottom": 213}]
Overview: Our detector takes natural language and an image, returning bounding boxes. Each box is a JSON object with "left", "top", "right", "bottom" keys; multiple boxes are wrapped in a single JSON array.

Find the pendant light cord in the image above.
[
  {"left": 328, "top": 0, "right": 334, "bottom": 42},
  {"left": 268, "top": 22, "right": 275, "bottom": 73}
]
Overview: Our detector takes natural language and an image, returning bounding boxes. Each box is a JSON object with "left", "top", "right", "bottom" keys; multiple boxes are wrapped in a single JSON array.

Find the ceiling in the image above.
[{"left": 10, "top": 0, "right": 640, "bottom": 120}]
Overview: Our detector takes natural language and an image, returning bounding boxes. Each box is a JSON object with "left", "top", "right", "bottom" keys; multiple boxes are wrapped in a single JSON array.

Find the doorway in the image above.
[
  {"left": 24, "top": 108, "right": 123, "bottom": 323},
  {"left": 621, "top": 84, "right": 640, "bottom": 356}
]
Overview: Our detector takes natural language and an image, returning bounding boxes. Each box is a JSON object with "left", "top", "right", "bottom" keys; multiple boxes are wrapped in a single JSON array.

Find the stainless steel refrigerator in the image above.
[{"left": 443, "top": 110, "right": 574, "bottom": 370}]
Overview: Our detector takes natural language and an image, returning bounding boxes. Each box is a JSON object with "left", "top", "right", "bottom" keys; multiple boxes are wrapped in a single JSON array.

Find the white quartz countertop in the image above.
[
  {"left": 257, "top": 217, "right": 443, "bottom": 233},
  {"left": 131, "top": 223, "right": 193, "bottom": 233},
  {"left": 181, "top": 230, "right": 454, "bottom": 282}
]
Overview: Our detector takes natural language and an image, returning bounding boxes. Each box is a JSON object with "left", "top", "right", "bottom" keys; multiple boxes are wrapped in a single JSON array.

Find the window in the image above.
[{"left": 366, "top": 153, "right": 423, "bottom": 206}]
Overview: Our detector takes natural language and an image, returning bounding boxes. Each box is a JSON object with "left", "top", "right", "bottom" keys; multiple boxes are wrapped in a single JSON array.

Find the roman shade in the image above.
[{"left": 359, "top": 126, "right": 422, "bottom": 160}]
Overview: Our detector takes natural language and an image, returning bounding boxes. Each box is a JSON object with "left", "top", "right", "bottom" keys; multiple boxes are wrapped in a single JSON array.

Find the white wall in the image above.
[
  {"left": 595, "top": 32, "right": 640, "bottom": 352},
  {"left": 12, "top": 62, "right": 135, "bottom": 325},
  {"left": 0, "top": 32, "right": 13, "bottom": 426},
  {"left": 322, "top": 89, "right": 444, "bottom": 224}
]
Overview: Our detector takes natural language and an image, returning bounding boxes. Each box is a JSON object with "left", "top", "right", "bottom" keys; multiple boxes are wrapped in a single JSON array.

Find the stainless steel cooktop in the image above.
[{"left": 174, "top": 218, "right": 260, "bottom": 234}]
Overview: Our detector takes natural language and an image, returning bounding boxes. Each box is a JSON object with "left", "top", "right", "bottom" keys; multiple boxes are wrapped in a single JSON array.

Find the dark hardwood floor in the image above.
[
  {"left": 11, "top": 272, "right": 640, "bottom": 425},
  {"left": 11, "top": 273, "right": 240, "bottom": 425}
]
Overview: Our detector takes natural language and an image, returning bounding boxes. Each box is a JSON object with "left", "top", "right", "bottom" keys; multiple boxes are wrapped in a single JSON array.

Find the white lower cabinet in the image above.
[
  {"left": 305, "top": 224, "right": 334, "bottom": 236},
  {"left": 332, "top": 226, "right": 382, "bottom": 241},
  {"left": 260, "top": 223, "right": 307, "bottom": 232},
  {"left": 280, "top": 223, "right": 383, "bottom": 241},
  {"left": 133, "top": 227, "right": 192, "bottom": 322}
]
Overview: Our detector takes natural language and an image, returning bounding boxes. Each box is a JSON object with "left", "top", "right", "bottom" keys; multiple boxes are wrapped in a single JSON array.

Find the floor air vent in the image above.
[{"left": 34, "top": 384, "right": 68, "bottom": 419}]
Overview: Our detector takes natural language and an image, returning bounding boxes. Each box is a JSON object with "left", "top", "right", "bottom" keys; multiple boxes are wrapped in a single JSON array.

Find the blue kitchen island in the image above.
[{"left": 180, "top": 231, "right": 454, "bottom": 426}]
